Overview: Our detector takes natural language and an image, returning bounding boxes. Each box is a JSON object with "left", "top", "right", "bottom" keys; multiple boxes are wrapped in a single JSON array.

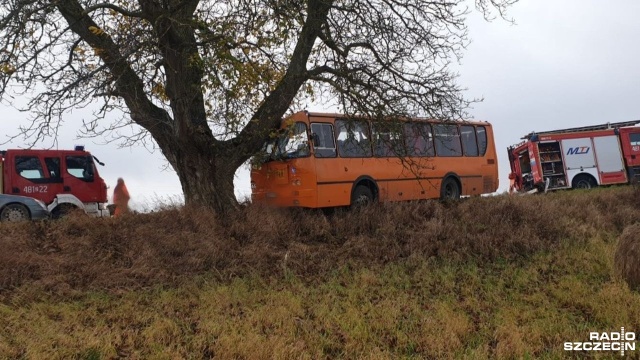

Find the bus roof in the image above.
[{"left": 299, "top": 111, "right": 491, "bottom": 126}]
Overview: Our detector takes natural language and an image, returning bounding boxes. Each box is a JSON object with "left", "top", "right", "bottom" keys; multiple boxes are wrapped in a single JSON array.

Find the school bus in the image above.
[{"left": 250, "top": 111, "right": 499, "bottom": 207}]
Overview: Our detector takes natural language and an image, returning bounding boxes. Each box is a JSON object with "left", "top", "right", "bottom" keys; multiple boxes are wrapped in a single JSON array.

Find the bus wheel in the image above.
[
  {"left": 440, "top": 177, "right": 461, "bottom": 201},
  {"left": 572, "top": 174, "right": 596, "bottom": 189},
  {"left": 351, "top": 185, "right": 374, "bottom": 207},
  {"left": 1, "top": 204, "right": 31, "bottom": 222}
]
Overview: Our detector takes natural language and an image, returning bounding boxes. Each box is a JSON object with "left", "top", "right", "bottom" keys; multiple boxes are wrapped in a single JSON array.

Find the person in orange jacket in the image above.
[{"left": 112, "top": 177, "right": 131, "bottom": 216}]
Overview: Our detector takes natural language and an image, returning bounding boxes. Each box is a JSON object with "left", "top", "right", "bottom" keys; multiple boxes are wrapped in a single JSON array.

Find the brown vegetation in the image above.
[
  {"left": 1, "top": 186, "right": 639, "bottom": 298},
  {"left": 2, "top": 187, "right": 640, "bottom": 358},
  {"left": 615, "top": 223, "right": 640, "bottom": 291}
]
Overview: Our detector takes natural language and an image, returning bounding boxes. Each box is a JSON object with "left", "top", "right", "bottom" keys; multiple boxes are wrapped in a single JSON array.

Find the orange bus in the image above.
[{"left": 250, "top": 111, "right": 499, "bottom": 207}]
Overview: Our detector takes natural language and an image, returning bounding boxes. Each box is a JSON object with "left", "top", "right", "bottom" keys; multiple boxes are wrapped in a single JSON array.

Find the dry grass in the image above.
[
  {"left": 2, "top": 186, "right": 639, "bottom": 295},
  {"left": 1, "top": 186, "right": 640, "bottom": 358},
  {"left": 615, "top": 223, "right": 640, "bottom": 291}
]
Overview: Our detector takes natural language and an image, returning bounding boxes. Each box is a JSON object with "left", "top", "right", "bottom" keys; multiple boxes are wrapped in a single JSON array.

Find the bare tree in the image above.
[{"left": 0, "top": 0, "right": 516, "bottom": 214}]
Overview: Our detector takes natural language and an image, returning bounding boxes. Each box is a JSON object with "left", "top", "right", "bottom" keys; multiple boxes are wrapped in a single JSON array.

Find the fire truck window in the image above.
[
  {"left": 461, "top": 125, "right": 479, "bottom": 156},
  {"left": 476, "top": 126, "right": 488, "bottom": 156},
  {"left": 15, "top": 156, "right": 45, "bottom": 180},
  {"left": 311, "top": 123, "right": 337, "bottom": 158},
  {"left": 433, "top": 124, "right": 462, "bottom": 157},
  {"left": 45, "top": 157, "right": 61, "bottom": 179},
  {"left": 66, "top": 156, "right": 94, "bottom": 181},
  {"left": 404, "top": 122, "right": 435, "bottom": 157},
  {"left": 630, "top": 133, "right": 640, "bottom": 146}
]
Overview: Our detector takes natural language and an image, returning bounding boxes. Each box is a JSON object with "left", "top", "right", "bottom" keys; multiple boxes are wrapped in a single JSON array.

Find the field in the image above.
[{"left": 1, "top": 187, "right": 640, "bottom": 359}]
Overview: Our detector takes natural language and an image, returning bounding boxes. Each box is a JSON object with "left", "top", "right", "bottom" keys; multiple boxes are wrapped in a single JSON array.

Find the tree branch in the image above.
[
  {"left": 55, "top": 0, "right": 175, "bottom": 141},
  {"left": 83, "top": 3, "right": 144, "bottom": 18}
]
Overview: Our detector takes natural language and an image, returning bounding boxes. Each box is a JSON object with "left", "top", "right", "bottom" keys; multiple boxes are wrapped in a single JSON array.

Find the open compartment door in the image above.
[{"left": 528, "top": 141, "right": 543, "bottom": 185}]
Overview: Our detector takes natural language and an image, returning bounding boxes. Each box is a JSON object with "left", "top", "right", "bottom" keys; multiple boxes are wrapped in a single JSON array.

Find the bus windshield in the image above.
[{"left": 262, "top": 122, "right": 310, "bottom": 162}]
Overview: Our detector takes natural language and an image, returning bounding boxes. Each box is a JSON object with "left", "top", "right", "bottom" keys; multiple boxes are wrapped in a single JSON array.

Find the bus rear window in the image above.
[{"left": 476, "top": 126, "right": 488, "bottom": 156}]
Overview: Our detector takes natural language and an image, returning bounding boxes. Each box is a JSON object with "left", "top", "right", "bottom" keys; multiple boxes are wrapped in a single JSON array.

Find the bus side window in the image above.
[
  {"left": 476, "top": 126, "right": 488, "bottom": 156},
  {"left": 373, "top": 123, "right": 404, "bottom": 157},
  {"left": 311, "top": 123, "right": 337, "bottom": 158},
  {"left": 336, "top": 119, "right": 372, "bottom": 158},
  {"left": 461, "top": 125, "right": 479, "bottom": 156},
  {"left": 434, "top": 124, "right": 462, "bottom": 157},
  {"left": 404, "top": 122, "right": 434, "bottom": 157}
]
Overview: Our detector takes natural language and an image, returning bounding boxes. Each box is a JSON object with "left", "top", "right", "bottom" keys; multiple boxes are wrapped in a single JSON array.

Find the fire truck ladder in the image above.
[{"left": 522, "top": 120, "right": 640, "bottom": 140}]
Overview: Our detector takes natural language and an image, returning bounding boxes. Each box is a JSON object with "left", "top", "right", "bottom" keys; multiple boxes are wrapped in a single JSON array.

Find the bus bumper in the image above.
[{"left": 252, "top": 188, "right": 316, "bottom": 207}]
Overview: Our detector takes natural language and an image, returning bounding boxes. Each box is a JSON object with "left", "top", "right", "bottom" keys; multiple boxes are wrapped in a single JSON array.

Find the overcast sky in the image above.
[
  {"left": 460, "top": 0, "right": 640, "bottom": 193},
  {"left": 1, "top": 0, "right": 639, "bottom": 209}
]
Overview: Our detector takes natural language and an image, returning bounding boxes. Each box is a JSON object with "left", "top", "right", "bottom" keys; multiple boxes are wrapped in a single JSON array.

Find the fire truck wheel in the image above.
[
  {"left": 572, "top": 174, "right": 596, "bottom": 190},
  {"left": 351, "top": 185, "right": 374, "bottom": 207},
  {"left": 440, "top": 177, "right": 461, "bottom": 201},
  {"left": 0, "top": 204, "right": 31, "bottom": 222},
  {"left": 52, "top": 204, "right": 77, "bottom": 219}
]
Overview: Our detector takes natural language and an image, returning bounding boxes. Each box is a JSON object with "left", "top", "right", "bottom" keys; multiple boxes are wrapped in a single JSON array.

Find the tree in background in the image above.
[{"left": 0, "top": 0, "right": 516, "bottom": 213}]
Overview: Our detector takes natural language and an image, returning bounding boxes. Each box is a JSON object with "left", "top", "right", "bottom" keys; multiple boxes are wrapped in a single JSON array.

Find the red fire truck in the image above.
[
  {"left": 0, "top": 146, "right": 110, "bottom": 220},
  {"left": 507, "top": 120, "right": 640, "bottom": 193}
]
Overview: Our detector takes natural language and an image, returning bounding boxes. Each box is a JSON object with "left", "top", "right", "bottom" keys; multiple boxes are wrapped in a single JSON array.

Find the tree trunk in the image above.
[{"left": 171, "top": 142, "right": 240, "bottom": 214}]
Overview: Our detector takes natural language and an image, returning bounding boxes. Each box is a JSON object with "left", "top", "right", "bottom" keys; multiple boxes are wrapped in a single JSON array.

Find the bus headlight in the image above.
[{"left": 292, "top": 179, "right": 301, "bottom": 186}]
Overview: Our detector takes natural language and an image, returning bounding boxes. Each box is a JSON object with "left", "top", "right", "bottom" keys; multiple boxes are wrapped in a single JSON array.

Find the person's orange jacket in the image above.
[{"left": 113, "top": 178, "right": 130, "bottom": 216}]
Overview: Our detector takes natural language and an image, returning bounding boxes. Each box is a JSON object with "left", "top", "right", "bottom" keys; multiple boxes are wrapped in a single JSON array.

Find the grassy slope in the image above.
[{"left": 1, "top": 187, "right": 640, "bottom": 359}]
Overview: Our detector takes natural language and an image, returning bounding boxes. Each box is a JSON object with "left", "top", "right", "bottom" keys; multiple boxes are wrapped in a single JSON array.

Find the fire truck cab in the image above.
[
  {"left": 0, "top": 146, "right": 110, "bottom": 219},
  {"left": 508, "top": 120, "right": 640, "bottom": 193}
]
